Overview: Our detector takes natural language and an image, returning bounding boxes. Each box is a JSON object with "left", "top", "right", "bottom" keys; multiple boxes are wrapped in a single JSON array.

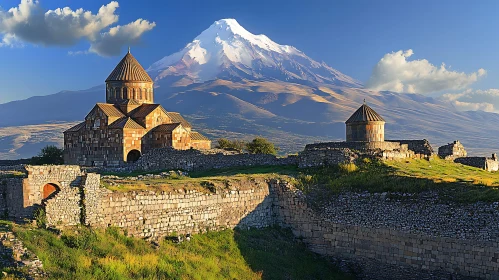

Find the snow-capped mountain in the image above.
[{"left": 148, "top": 19, "right": 362, "bottom": 87}]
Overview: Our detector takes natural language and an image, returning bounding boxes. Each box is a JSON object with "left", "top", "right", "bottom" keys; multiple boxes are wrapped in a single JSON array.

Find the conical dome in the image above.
[
  {"left": 345, "top": 104, "right": 385, "bottom": 124},
  {"left": 106, "top": 51, "right": 153, "bottom": 82},
  {"left": 105, "top": 50, "right": 154, "bottom": 105}
]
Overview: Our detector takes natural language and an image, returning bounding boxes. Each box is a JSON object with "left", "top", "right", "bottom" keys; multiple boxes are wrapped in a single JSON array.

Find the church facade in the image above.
[{"left": 63, "top": 50, "right": 211, "bottom": 167}]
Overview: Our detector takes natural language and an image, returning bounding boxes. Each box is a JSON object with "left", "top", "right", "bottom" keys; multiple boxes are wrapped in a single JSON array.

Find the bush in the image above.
[
  {"left": 31, "top": 145, "right": 64, "bottom": 165},
  {"left": 215, "top": 138, "right": 246, "bottom": 153},
  {"left": 34, "top": 208, "right": 47, "bottom": 228},
  {"left": 246, "top": 137, "right": 278, "bottom": 155},
  {"left": 339, "top": 162, "right": 358, "bottom": 173}
]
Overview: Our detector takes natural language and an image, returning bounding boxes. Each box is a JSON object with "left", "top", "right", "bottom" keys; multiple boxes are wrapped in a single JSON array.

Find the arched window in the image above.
[
  {"left": 133, "top": 88, "right": 137, "bottom": 100},
  {"left": 123, "top": 88, "right": 128, "bottom": 99},
  {"left": 138, "top": 88, "right": 142, "bottom": 100}
]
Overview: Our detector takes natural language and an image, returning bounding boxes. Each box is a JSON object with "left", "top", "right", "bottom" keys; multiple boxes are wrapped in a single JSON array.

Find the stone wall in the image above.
[
  {"left": 438, "top": 140, "right": 467, "bottom": 160},
  {"left": 455, "top": 156, "right": 499, "bottom": 172},
  {"left": 386, "top": 139, "right": 434, "bottom": 157},
  {"left": 304, "top": 141, "right": 402, "bottom": 151},
  {"left": 115, "top": 148, "right": 298, "bottom": 172},
  {"left": 298, "top": 148, "right": 354, "bottom": 168},
  {"left": 83, "top": 179, "right": 275, "bottom": 238},
  {"left": 272, "top": 180, "right": 499, "bottom": 280}
]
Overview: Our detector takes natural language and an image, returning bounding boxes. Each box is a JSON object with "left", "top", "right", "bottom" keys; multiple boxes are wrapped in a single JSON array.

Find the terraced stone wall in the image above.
[{"left": 272, "top": 180, "right": 499, "bottom": 280}]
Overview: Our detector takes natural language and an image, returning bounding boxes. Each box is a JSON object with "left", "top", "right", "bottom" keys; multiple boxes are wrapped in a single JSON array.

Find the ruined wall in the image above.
[
  {"left": 438, "top": 140, "right": 467, "bottom": 160},
  {"left": 455, "top": 156, "right": 499, "bottom": 172},
  {"left": 386, "top": 139, "right": 434, "bottom": 157},
  {"left": 304, "top": 141, "right": 401, "bottom": 151},
  {"left": 298, "top": 148, "right": 353, "bottom": 168},
  {"left": 272, "top": 180, "right": 499, "bottom": 280},
  {"left": 118, "top": 148, "right": 298, "bottom": 172},
  {"left": 82, "top": 177, "right": 275, "bottom": 238}
]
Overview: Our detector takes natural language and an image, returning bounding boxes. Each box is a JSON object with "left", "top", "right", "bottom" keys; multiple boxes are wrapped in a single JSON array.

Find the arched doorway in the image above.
[
  {"left": 42, "top": 183, "right": 59, "bottom": 200},
  {"left": 126, "top": 149, "right": 141, "bottom": 163}
]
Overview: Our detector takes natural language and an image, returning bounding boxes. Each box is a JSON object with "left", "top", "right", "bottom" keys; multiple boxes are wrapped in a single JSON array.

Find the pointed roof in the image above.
[
  {"left": 152, "top": 123, "right": 183, "bottom": 132},
  {"left": 86, "top": 103, "right": 125, "bottom": 119},
  {"left": 105, "top": 52, "right": 153, "bottom": 83},
  {"left": 345, "top": 104, "right": 385, "bottom": 124},
  {"left": 166, "top": 112, "right": 192, "bottom": 128},
  {"left": 64, "top": 121, "right": 86, "bottom": 133},
  {"left": 190, "top": 131, "right": 210, "bottom": 141},
  {"left": 130, "top": 104, "right": 165, "bottom": 118},
  {"left": 109, "top": 117, "right": 145, "bottom": 129}
]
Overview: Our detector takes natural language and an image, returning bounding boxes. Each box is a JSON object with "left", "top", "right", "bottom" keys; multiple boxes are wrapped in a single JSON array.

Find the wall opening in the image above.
[
  {"left": 42, "top": 183, "right": 60, "bottom": 200},
  {"left": 127, "top": 150, "right": 141, "bottom": 163}
]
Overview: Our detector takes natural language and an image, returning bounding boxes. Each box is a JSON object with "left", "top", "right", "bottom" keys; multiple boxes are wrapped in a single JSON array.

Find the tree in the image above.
[
  {"left": 246, "top": 137, "right": 278, "bottom": 155},
  {"left": 31, "top": 145, "right": 64, "bottom": 165},
  {"left": 215, "top": 138, "right": 246, "bottom": 153}
]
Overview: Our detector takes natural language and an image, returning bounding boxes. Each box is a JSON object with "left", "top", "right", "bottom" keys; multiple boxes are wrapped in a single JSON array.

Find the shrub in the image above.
[
  {"left": 31, "top": 145, "right": 64, "bottom": 165},
  {"left": 34, "top": 208, "right": 47, "bottom": 228},
  {"left": 246, "top": 137, "right": 278, "bottom": 155},
  {"left": 339, "top": 162, "right": 358, "bottom": 173},
  {"left": 215, "top": 138, "right": 247, "bottom": 152}
]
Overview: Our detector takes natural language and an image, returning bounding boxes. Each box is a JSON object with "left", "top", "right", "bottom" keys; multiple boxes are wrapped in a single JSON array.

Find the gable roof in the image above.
[
  {"left": 105, "top": 52, "right": 153, "bottom": 83},
  {"left": 109, "top": 117, "right": 145, "bottom": 129},
  {"left": 190, "top": 131, "right": 210, "bottom": 141},
  {"left": 130, "top": 104, "right": 164, "bottom": 118},
  {"left": 345, "top": 104, "right": 385, "bottom": 124},
  {"left": 64, "top": 121, "right": 86, "bottom": 133},
  {"left": 91, "top": 103, "right": 126, "bottom": 118},
  {"left": 152, "top": 123, "right": 183, "bottom": 132},
  {"left": 166, "top": 112, "right": 192, "bottom": 128}
]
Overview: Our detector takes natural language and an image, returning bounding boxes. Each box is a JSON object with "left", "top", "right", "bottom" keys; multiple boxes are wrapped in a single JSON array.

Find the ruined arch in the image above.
[
  {"left": 126, "top": 149, "right": 141, "bottom": 163},
  {"left": 42, "top": 183, "right": 60, "bottom": 200}
]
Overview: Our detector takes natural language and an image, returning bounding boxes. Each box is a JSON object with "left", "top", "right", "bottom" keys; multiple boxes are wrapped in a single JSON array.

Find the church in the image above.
[{"left": 63, "top": 50, "right": 211, "bottom": 167}]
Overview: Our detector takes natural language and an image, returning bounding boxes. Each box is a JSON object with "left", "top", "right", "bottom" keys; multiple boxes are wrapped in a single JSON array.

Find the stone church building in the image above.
[{"left": 64, "top": 50, "right": 211, "bottom": 167}]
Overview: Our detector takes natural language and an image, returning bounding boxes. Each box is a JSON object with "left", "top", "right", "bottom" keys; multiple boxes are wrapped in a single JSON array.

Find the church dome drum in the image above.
[
  {"left": 345, "top": 103, "right": 385, "bottom": 142},
  {"left": 105, "top": 49, "right": 154, "bottom": 105}
]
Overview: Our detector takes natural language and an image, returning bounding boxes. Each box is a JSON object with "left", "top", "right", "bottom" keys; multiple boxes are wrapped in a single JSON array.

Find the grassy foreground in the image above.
[
  {"left": 296, "top": 157, "right": 499, "bottom": 203},
  {"left": 2, "top": 222, "right": 349, "bottom": 280}
]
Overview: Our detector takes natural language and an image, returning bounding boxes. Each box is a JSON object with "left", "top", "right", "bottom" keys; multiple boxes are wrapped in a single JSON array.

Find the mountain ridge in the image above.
[{"left": 0, "top": 18, "right": 498, "bottom": 159}]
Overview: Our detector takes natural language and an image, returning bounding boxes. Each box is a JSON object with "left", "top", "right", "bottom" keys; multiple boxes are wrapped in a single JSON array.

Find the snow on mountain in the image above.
[{"left": 148, "top": 19, "right": 362, "bottom": 87}]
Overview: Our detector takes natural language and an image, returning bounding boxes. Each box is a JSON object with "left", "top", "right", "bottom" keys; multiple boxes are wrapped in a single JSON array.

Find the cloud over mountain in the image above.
[
  {"left": 0, "top": 0, "right": 155, "bottom": 56},
  {"left": 441, "top": 89, "right": 499, "bottom": 113},
  {"left": 366, "top": 49, "right": 486, "bottom": 94}
]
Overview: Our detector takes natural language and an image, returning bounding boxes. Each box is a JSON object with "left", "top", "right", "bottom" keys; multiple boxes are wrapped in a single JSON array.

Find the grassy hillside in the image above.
[
  {"left": 295, "top": 157, "right": 499, "bottom": 203},
  {"left": 1, "top": 222, "right": 350, "bottom": 280}
]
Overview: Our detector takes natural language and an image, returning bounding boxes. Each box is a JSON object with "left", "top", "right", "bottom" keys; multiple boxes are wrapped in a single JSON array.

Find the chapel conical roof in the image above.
[
  {"left": 105, "top": 50, "right": 153, "bottom": 83},
  {"left": 345, "top": 103, "right": 385, "bottom": 124}
]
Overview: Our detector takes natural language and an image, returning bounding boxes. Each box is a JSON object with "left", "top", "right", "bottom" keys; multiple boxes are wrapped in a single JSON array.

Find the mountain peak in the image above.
[{"left": 148, "top": 19, "right": 362, "bottom": 88}]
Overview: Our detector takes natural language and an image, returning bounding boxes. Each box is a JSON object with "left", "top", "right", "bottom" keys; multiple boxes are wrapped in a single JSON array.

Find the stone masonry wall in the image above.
[
  {"left": 272, "top": 180, "right": 499, "bottom": 280},
  {"left": 111, "top": 148, "right": 298, "bottom": 173},
  {"left": 83, "top": 177, "right": 275, "bottom": 238}
]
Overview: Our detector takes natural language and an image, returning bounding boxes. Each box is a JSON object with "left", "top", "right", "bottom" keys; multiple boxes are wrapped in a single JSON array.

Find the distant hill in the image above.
[{"left": 0, "top": 19, "right": 497, "bottom": 159}]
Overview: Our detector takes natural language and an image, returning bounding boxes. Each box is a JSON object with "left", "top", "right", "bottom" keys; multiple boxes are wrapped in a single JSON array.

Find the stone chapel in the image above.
[{"left": 63, "top": 50, "right": 211, "bottom": 167}]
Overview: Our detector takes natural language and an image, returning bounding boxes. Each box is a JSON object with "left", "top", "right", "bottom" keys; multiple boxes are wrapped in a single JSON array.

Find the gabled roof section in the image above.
[
  {"left": 108, "top": 117, "right": 145, "bottom": 129},
  {"left": 64, "top": 121, "right": 86, "bottom": 133},
  {"left": 130, "top": 104, "right": 165, "bottom": 118},
  {"left": 345, "top": 104, "right": 385, "bottom": 124},
  {"left": 93, "top": 103, "right": 126, "bottom": 118},
  {"left": 105, "top": 52, "right": 153, "bottom": 82},
  {"left": 166, "top": 112, "right": 192, "bottom": 128},
  {"left": 190, "top": 131, "right": 210, "bottom": 141},
  {"left": 152, "top": 123, "right": 182, "bottom": 132}
]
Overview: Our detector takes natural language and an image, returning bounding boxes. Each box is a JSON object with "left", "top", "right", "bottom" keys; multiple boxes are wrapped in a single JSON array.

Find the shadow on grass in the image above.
[{"left": 233, "top": 227, "right": 353, "bottom": 280}]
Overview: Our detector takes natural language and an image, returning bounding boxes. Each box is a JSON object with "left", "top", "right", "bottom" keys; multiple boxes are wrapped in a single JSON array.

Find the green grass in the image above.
[
  {"left": 295, "top": 157, "right": 499, "bottom": 203},
  {"left": 5, "top": 223, "right": 350, "bottom": 280},
  {"left": 101, "top": 165, "right": 298, "bottom": 193}
]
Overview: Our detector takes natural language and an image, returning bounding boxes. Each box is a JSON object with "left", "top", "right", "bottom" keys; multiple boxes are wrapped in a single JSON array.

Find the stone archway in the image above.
[
  {"left": 42, "top": 183, "right": 60, "bottom": 200},
  {"left": 126, "top": 149, "right": 141, "bottom": 163}
]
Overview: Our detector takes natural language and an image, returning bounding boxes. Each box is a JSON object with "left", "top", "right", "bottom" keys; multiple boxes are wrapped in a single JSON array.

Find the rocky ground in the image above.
[
  {"left": 318, "top": 191, "right": 499, "bottom": 241},
  {"left": 0, "top": 223, "right": 47, "bottom": 279}
]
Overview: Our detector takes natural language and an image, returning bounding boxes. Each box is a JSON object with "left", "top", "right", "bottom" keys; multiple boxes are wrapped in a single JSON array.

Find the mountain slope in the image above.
[{"left": 0, "top": 19, "right": 498, "bottom": 159}]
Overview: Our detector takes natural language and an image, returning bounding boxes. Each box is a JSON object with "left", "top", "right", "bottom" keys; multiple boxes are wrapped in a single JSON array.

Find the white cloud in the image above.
[
  {"left": 441, "top": 89, "right": 499, "bottom": 113},
  {"left": 0, "top": 0, "right": 155, "bottom": 56},
  {"left": 367, "top": 49, "right": 486, "bottom": 94}
]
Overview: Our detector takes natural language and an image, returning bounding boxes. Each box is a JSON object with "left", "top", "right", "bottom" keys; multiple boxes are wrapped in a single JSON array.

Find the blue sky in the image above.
[{"left": 0, "top": 0, "right": 498, "bottom": 108}]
